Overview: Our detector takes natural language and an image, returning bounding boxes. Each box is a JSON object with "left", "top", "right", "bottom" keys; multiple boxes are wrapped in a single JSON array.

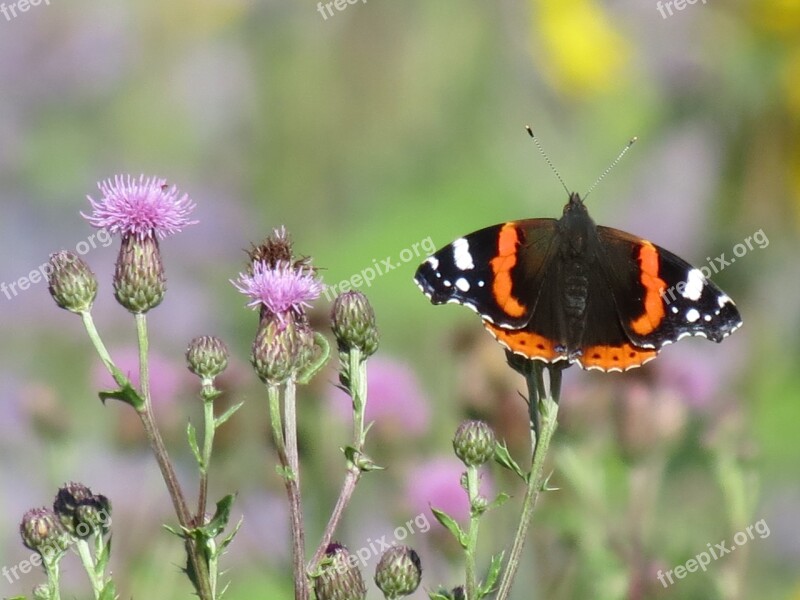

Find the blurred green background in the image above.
[{"left": 1, "top": 0, "right": 799, "bottom": 598}]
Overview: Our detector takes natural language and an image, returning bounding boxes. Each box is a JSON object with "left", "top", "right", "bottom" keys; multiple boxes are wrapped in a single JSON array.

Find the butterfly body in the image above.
[{"left": 414, "top": 192, "right": 742, "bottom": 372}]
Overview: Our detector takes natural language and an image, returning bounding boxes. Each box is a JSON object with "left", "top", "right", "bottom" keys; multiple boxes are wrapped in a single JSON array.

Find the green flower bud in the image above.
[
  {"left": 314, "top": 543, "right": 367, "bottom": 600},
  {"left": 47, "top": 251, "right": 98, "bottom": 313},
  {"left": 374, "top": 545, "right": 422, "bottom": 599},
  {"left": 32, "top": 584, "right": 50, "bottom": 600},
  {"left": 251, "top": 316, "right": 315, "bottom": 385},
  {"left": 113, "top": 234, "right": 166, "bottom": 313},
  {"left": 53, "top": 482, "right": 111, "bottom": 538},
  {"left": 453, "top": 420, "right": 496, "bottom": 467},
  {"left": 20, "top": 508, "right": 69, "bottom": 560},
  {"left": 186, "top": 335, "right": 229, "bottom": 381},
  {"left": 331, "top": 291, "right": 379, "bottom": 357}
]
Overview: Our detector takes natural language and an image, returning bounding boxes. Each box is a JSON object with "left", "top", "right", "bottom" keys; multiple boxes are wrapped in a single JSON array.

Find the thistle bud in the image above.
[
  {"left": 32, "top": 584, "right": 50, "bottom": 600},
  {"left": 331, "top": 291, "right": 379, "bottom": 357},
  {"left": 453, "top": 420, "right": 496, "bottom": 467},
  {"left": 314, "top": 543, "right": 367, "bottom": 600},
  {"left": 374, "top": 545, "right": 422, "bottom": 599},
  {"left": 53, "top": 482, "right": 111, "bottom": 538},
  {"left": 251, "top": 316, "right": 315, "bottom": 385},
  {"left": 47, "top": 251, "right": 98, "bottom": 313},
  {"left": 20, "top": 508, "right": 69, "bottom": 560},
  {"left": 113, "top": 234, "right": 166, "bottom": 313},
  {"left": 186, "top": 336, "right": 229, "bottom": 382}
]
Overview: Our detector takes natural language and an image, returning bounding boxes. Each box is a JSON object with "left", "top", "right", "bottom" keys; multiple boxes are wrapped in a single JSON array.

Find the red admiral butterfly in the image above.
[{"left": 414, "top": 138, "right": 742, "bottom": 372}]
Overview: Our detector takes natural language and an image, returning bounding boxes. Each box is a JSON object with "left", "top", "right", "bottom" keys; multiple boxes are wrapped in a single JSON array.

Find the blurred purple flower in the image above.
[
  {"left": 226, "top": 491, "right": 290, "bottom": 565},
  {"left": 83, "top": 175, "right": 197, "bottom": 240},
  {"left": 404, "top": 457, "right": 493, "bottom": 524},
  {"left": 232, "top": 260, "right": 323, "bottom": 319},
  {"left": 327, "top": 356, "right": 431, "bottom": 437}
]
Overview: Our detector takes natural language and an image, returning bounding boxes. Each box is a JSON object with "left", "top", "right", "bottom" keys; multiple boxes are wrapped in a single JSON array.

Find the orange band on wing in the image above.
[
  {"left": 489, "top": 224, "right": 526, "bottom": 318},
  {"left": 483, "top": 322, "right": 562, "bottom": 361},
  {"left": 577, "top": 343, "right": 657, "bottom": 372},
  {"left": 630, "top": 241, "right": 667, "bottom": 335}
]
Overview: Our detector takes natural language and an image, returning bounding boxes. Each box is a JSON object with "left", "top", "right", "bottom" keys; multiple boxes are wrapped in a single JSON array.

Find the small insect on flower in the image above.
[
  {"left": 83, "top": 174, "right": 197, "bottom": 240},
  {"left": 232, "top": 260, "right": 324, "bottom": 321}
]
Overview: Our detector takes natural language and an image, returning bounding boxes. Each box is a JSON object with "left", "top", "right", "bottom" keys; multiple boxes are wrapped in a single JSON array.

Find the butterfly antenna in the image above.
[
  {"left": 526, "top": 125, "right": 570, "bottom": 196},
  {"left": 583, "top": 136, "right": 638, "bottom": 201}
]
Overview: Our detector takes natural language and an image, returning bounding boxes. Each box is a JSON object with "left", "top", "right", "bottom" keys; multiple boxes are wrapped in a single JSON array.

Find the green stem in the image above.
[
  {"left": 44, "top": 557, "right": 62, "bottom": 600},
  {"left": 75, "top": 539, "right": 102, "bottom": 599},
  {"left": 197, "top": 391, "right": 216, "bottom": 520},
  {"left": 134, "top": 314, "right": 214, "bottom": 600},
  {"left": 495, "top": 362, "right": 562, "bottom": 600},
  {"left": 284, "top": 380, "right": 309, "bottom": 600},
  {"left": 309, "top": 349, "right": 368, "bottom": 572},
  {"left": 465, "top": 465, "right": 481, "bottom": 600}
]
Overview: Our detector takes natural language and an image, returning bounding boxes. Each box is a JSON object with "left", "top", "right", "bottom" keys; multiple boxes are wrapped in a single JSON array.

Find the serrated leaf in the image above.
[
  {"left": 479, "top": 551, "right": 505, "bottom": 597},
  {"left": 186, "top": 422, "right": 202, "bottom": 467},
  {"left": 215, "top": 401, "right": 244, "bottom": 428},
  {"left": 494, "top": 442, "right": 527, "bottom": 481},
  {"left": 200, "top": 494, "right": 237, "bottom": 539},
  {"left": 216, "top": 517, "right": 243, "bottom": 556},
  {"left": 431, "top": 507, "right": 467, "bottom": 548}
]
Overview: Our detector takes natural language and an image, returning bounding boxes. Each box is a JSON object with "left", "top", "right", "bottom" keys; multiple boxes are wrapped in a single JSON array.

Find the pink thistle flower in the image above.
[
  {"left": 83, "top": 174, "right": 197, "bottom": 239},
  {"left": 231, "top": 260, "right": 323, "bottom": 319}
]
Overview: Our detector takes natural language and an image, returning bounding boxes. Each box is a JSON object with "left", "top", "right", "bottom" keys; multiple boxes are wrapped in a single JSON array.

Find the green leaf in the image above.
[
  {"left": 494, "top": 442, "right": 527, "bottom": 481},
  {"left": 215, "top": 401, "right": 244, "bottom": 428},
  {"left": 186, "top": 422, "right": 202, "bottom": 467},
  {"left": 98, "top": 580, "right": 117, "bottom": 600},
  {"left": 275, "top": 464, "right": 295, "bottom": 481},
  {"left": 95, "top": 536, "right": 113, "bottom": 574},
  {"left": 98, "top": 381, "right": 144, "bottom": 410},
  {"left": 297, "top": 332, "right": 330, "bottom": 384},
  {"left": 541, "top": 470, "right": 560, "bottom": 492},
  {"left": 216, "top": 517, "right": 243, "bottom": 556},
  {"left": 431, "top": 507, "right": 467, "bottom": 548},
  {"left": 202, "top": 494, "right": 237, "bottom": 539},
  {"left": 479, "top": 551, "right": 505, "bottom": 598},
  {"left": 487, "top": 492, "right": 511, "bottom": 511},
  {"left": 428, "top": 593, "right": 452, "bottom": 600}
]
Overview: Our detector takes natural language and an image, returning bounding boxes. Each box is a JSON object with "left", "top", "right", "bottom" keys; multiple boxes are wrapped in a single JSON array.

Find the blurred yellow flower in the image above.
[
  {"left": 531, "top": 0, "right": 631, "bottom": 97},
  {"left": 748, "top": 0, "right": 800, "bottom": 37}
]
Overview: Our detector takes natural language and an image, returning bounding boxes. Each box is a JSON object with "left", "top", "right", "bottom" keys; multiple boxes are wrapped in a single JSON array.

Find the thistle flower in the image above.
[
  {"left": 314, "top": 543, "right": 367, "bottom": 600},
  {"left": 374, "top": 545, "right": 422, "bottom": 599},
  {"left": 20, "top": 507, "right": 70, "bottom": 559},
  {"left": 53, "top": 482, "right": 111, "bottom": 538},
  {"left": 331, "top": 291, "right": 379, "bottom": 357},
  {"left": 251, "top": 315, "right": 315, "bottom": 385},
  {"left": 247, "top": 226, "right": 295, "bottom": 269},
  {"left": 83, "top": 175, "right": 197, "bottom": 240},
  {"left": 186, "top": 335, "right": 229, "bottom": 382},
  {"left": 47, "top": 251, "right": 98, "bottom": 313},
  {"left": 232, "top": 260, "right": 323, "bottom": 321},
  {"left": 113, "top": 234, "right": 166, "bottom": 313},
  {"left": 453, "top": 420, "right": 496, "bottom": 467}
]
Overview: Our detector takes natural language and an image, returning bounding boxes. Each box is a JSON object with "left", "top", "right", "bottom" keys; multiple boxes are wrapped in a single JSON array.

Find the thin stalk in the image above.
[
  {"left": 75, "top": 539, "right": 102, "bottom": 599},
  {"left": 309, "top": 348, "right": 367, "bottom": 571},
  {"left": 134, "top": 314, "right": 213, "bottom": 600},
  {"left": 44, "top": 558, "right": 62, "bottom": 600},
  {"left": 197, "top": 390, "right": 216, "bottom": 520},
  {"left": 495, "top": 363, "right": 562, "bottom": 600},
  {"left": 283, "top": 379, "right": 309, "bottom": 600},
  {"left": 464, "top": 465, "right": 481, "bottom": 600}
]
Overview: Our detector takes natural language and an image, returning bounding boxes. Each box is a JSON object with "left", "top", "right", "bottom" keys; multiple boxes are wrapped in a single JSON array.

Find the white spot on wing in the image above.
[
  {"left": 426, "top": 256, "right": 439, "bottom": 270},
  {"left": 452, "top": 238, "right": 475, "bottom": 271},
  {"left": 686, "top": 308, "right": 700, "bottom": 323},
  {"left": 683, "top": 269, "right": 705, "bottom": 301},
  {"left": 455, "top": 277, "right": 470, "bottom": 292},
  {"left": 718, "top": 294, "right": 732, "bottom": 308}
]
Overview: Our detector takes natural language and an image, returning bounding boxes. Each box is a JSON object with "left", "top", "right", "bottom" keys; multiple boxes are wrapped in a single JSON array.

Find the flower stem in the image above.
[
  {"left": 465, "top": 465, "right": 481, "bottom": 600},
  {"left": 134, "top": 314, "right": 214, "bottom": 600},
  {"left": 75, "top": 539, "right": 103, "bottom": 599},
  {"left": 309, "top": 348, "right": 368, "bottom": 572},
  {"left": 44, "top": 557, "right": 62, "bottom": 600},
  {"left": 495, "top": 361, "right": 562, "bottom": 600},
  {"left": 197, "top": 389, "right": 216, "bottom": 520}
]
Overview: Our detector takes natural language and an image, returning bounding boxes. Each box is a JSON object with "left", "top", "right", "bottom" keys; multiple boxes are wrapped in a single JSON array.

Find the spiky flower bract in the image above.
[
  {"left": 84, "top": 174, "right": 197, "bottom": 240},
  {"left": 47, "top": 251, "right": 98, "bottom": 313},
  {"left": 374, "top": 545, "right": 422, "bottom": 599}
]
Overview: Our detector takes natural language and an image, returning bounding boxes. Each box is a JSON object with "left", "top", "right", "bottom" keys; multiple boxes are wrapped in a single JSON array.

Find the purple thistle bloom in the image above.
[
  {"left": 83, "top": 174, "right": 197, "bottom": 239},
  {"left": 232, "top": 260, "right": 323, "bottom": 318}
]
